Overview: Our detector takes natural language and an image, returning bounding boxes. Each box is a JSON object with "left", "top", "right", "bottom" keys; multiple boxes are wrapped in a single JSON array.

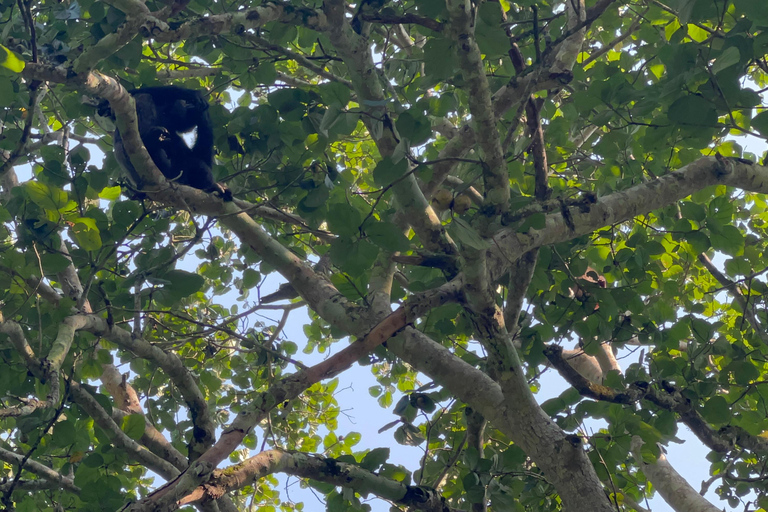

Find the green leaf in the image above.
[
  {"left": 395, "top": 111, "right": 431, "bottom": 146},
  {"left": 319, "top": 105, "right": 343, "bottom": 137},
  {"left": 364, "top": 221, "right": 411, "bottom": 252},
  {"left": 724, "top": 257, "right": 751, "bottom": 276},
  {"left": 71, "top": 217, "right": 102, "bottom": 251},
  {"left": 252, "top": 63, "right": 278, "bottom": 85},
  {"left": 25, "top": 181, "right": 69, "bottom": 210},
  {"left": 373, "top": 157, "right": 409, "bottom": 187},
  {"left": 40, "top": 252, "right": 73, "bottom": 274},
  {"left": 711, "top": 46, "right": 740, "bottom": 74},
  {"left": 709, "top": 225, "right": 744, "bottom": 256},
  {"left": 242, "top": 268, "right": 261, "bottom": 289},
  {"left": 80, "top": 358, "right": 104, "bottom": 379},
  {"left": 160, "top": 270, "right": 206, "bottom": 298},
  {"left": 667, "top": 95, "right": 718, "bottom": 126},
  {"left": 415, "top": 0, "right": 446, "bottom": 18},
  {"left": 752, "top": 110, "right": 768, "bottom": 138},
  {"left": 360, "top": 448, "right": 390, "bottom": 471},
  {"left": 52, "top": 420, "right": 77, "bottom": 447},
  {"left": 327, "top": 203, "right": 363, "bottom": 238},
  {"left": 112, "top": 201, "right": 141, "bottom": 227},
  {"left": 299, "top": 186, "right": 330, "bottom": 211},
  {"left": 730, "top": 361, "right": 759, "bottom": 386},
  {"left": 121, "top": 413, "right": 146, "bottom": 440},
  {"left": 685, "top": 231, "right": 710, "bottom": 254},
  {"left": 330, "top": 272, "right": 366, "bottom": 300},
  {"left": 635, "top": 421, "right": 663, "bottom": 445},
  {"left": 319, "top": 82, "right": 351, "bottom": 107},
  {"left": 700, "top": 396, "right": 730, "bottom": 424},
  {"left": 99, "top": 185, "right": 122, "bottom": 201},
  {"left": 447, "top": 218, "right": 489, "bottom": 251},
  {"left": 0, "top": 44, "right": 25, "bottom": 72},
  {"left": 423, "top": 39, "right": 457, "bottom": 80},
  {"left": 329, "top": 238, "right": 379, "bottom": 276}
]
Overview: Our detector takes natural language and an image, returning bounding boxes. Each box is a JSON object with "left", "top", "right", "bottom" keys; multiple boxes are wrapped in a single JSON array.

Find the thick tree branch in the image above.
[
  {"left": 445, "top": 0, "right": 508, "bottom": 217},
  {"left": 132, "top": 306, "right": 410, "bottom": 507},
  {"left": 488, "top": 158, "right": 768, "bottom": 282},
  {"left": 387, "top": 327, "right": 615, "bottom": 512},
  {"left": 322, "top": 0, "right": 457, "bottom": 256},
  {"left": 0, "top": 318, "right": 181, "bottom": 480},
  {"left": 0, "top": 447, "right": 80, "bottom": 494},
  {"left": 631, "top": 436, "right": 721, "bottom": 512},
  {"left": 181, "top": 449, "right": 457, "bottom": 512},
  {"left": 153, "top": 2, "right": 329, "bottom": 43},
  {"left": 67, "top": 380, "right": 182, "bottom": 480},
  {"left": 503, "top": 249, "right": 538, "bottom": 336},
  {"left": 112, "top": 409, "right": 189, "bottom": 472},
  {"left": 545, "top": 345, "right": 734, "bottom": 453},
  {"left": 61, "top": 314, "right": 216, "bottom": 459},
  {"left": 133, "top": 281, "right": 462, "bottom": 508},
  {"left": 425, "top": 1, "right": 588, "bottom": 200}
]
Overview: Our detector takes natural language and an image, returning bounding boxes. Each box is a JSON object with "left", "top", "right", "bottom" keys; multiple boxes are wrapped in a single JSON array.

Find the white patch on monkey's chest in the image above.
[{"left": 181, "top": 127, "right": 197, "bottom": 149}]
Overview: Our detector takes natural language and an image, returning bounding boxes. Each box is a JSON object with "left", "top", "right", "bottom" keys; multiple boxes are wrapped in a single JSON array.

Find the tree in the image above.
[{"left": 0, "top": 0, "right": 767, "bottom": 510}]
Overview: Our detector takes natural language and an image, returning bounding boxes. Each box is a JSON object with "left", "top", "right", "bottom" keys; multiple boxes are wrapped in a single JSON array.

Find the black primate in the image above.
[{"left": 102, "top": 86, "right": 230, "bottom": 199}]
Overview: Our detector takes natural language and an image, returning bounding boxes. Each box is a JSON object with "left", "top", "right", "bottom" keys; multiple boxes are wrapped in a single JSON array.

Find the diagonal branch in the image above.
[
  {"left": 0, "top": 317, "right": 182, "bottom": 480},
  {"left": 130, "top": 306, "right": 410, "bottom": 509},
  {"left": 544, "top": 345, "right": 737, "bottom": 454},
  {"left": 64, "top": 314, "right": 217, "bottom": 460},
  {"left": 67, "top": 380, "right": 182, "bottom": 480},
  {"left": 631, "top": 436, "right": 722, "bottom": 512},
  {"left": 425, "top": 0, "right": 594, "bottom": 199},
  {"left": 445, "top": 0, "right": 507, "bottom": 217},
  {"left": 697, "top": 252, "right": 768, "bottom": 344},
  {"left": 72, "top": 0, "right": 167, "bottom": 73},
  {"left": 130, "top": 281, "right": 462, "bottom": 509},
  {"left": 322, "top": 0, "right": 457, "bottom": 255},
  {"left": 0, "top": 447, "right": 80, "bottom": 495},
  {"left": 488, "top": 158, "right": 768, "bottom": 282},
  {"left": 387, "top": 327, "right": 615, "bottom": 511}
]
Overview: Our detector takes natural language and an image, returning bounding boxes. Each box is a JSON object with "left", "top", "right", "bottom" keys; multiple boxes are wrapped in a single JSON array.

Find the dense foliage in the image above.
[{"left": 1, "top": 0, "right": 768, "bottom": 510}]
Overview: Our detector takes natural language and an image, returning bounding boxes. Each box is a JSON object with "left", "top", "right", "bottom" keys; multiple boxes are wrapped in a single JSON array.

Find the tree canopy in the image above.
[{"left": 1, "top": 0, "right": 768, "bottom": 510}]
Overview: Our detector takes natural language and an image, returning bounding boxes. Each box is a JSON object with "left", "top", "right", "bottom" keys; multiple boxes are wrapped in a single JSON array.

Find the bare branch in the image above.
[{"left": 181, "top": 449, "right": 458, "bottom": 512}]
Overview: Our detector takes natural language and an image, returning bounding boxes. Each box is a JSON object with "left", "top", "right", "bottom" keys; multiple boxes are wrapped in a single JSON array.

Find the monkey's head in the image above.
[{"left": 167, "top": 96, "right": 209, "bottom": 132}]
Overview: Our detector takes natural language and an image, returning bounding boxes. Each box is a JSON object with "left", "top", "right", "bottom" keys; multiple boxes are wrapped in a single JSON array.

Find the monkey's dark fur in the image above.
[{"left": 100, "top": 86, "right": 230, "bottom": 199}]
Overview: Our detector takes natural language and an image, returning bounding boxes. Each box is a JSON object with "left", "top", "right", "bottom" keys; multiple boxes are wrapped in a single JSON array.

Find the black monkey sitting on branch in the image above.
[{"left": 99, "top": 86, "right": 231, "bottom": 200}]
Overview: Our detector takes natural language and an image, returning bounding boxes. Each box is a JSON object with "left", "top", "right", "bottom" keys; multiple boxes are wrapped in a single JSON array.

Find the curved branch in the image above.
[
  {"left": 68, "top": 380, "right": 182, "bottom": 480},
  {"left": 72, "top": 315, "right": 217, "bottom": 459},
  {"left": 181, "top": 449, "right": 457, "bottom": 512},
  {"left": 544, "top": 345, "right": 733, "bottom": 453},
  {"left": 321, "top": 0, "right": 457, "bottom": 256}
]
